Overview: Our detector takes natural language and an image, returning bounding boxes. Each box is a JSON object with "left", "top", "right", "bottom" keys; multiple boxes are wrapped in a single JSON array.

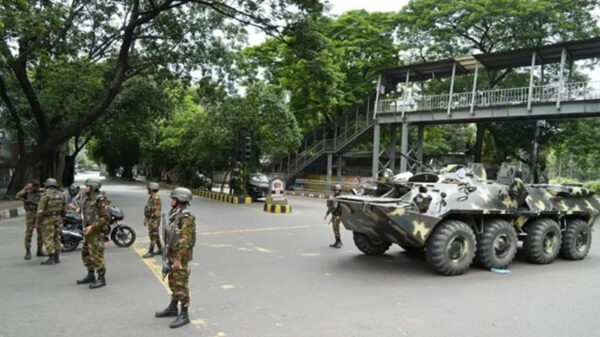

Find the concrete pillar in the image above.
[
  {"left": 416, "top": 125, "right": 425, "bottom": 172},
  {"left": 326, "top": 153, "right": 333, "bottom": 191},
  {"left": 372, "top": 123, "right": 381, "bottom": 179},
  {"left": 389, "top": 124, "right": 397, "bottom": 172},
  {"left": 400, "top": 122, "right": 409, "bottom": 172},
  {"left": 336, "top": 154, "right": 343, "bottom": 182}
]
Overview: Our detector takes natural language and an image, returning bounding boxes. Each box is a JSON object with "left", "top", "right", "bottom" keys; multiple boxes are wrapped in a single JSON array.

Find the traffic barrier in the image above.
[
  {"left": 263, "top": 203, "right": 292, "bottom": 214},
  {"left": 160, "top": 184, "right": 251, "bottom": 204}
]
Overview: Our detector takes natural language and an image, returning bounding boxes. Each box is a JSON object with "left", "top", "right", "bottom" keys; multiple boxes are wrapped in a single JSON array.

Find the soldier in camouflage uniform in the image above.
[
  {"left": 36, "top": 178, "right": 66, "bottom": 265},
  {"left": 143, "top": 182, "right": 163, "bottom": 258},
  {"left": 76, "top": 178, "right": 109, "bottom": 289},
  {"left": 155, "top": 187, "right": 196, "bottom": 329},
  {"left": 324, "top": 184, "right": 343, "bottom": 248},
  {"left": 15, "top": 179, "right": 44, "bottom": 259}
]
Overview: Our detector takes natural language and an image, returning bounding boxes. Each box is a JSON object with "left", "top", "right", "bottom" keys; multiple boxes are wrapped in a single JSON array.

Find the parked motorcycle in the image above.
[{"left": 61, "top": 206, "right": 136, "bottom": 251}]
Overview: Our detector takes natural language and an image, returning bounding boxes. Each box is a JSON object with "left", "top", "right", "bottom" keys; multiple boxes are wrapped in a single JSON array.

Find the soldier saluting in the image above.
[
  {"left": 143, "top": 182, "right": 163, "bottom": 258},
  {"left": 155, "top": 187, "right": 196, "bottom": 329},
  {"left": 324, "top": 184, "right": 343, "bottom": 248},
  {"left": 76, "top": 178, "right": 109, "bottom": 289},
  {"left": 36, "top": 178, "right": 66, "bottom": 265},
  {"left": 15, "top": 179, "right": 44, "bottom": 259}
]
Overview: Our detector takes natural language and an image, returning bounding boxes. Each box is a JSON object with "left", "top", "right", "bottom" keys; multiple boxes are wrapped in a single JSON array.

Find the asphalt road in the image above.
[{"left": 1, "top": 173, "right": 600, "bottom": 337}]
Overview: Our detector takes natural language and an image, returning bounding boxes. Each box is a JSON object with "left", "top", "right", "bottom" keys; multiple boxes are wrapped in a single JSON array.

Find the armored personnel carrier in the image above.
[{"left": 337, "top": 163, "right": 600, "bottom": 276}]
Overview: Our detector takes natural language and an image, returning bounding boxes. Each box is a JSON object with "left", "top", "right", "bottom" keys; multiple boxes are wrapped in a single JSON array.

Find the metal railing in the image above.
[{"left": 378, "top": 81, "right": 600, "bottom": 113}]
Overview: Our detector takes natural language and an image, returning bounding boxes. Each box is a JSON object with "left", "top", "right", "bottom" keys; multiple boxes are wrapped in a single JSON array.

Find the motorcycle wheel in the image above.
[
  {"left": 110, "top": 225, "right": 136, "bottom": 247},
  {"left": 62, "top": 237, "right": 80, "bottom": 252}
]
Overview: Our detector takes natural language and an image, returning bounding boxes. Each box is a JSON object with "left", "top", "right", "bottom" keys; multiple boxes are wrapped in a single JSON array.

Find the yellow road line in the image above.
[
  {"left": 131, "top": 242, "right": 171, "bottom": 294},
  {"left": 198, "top": 224, "right": 322, "bottom": 236}
]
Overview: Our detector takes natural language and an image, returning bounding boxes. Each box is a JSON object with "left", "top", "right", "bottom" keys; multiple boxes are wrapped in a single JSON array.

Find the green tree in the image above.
[
  {"left": 0, "top": 0, "right": 324, "bottom": 197},
  {"left": 398, "top": 0, "right": 600, "bottom": 179},
  {"left": 243, "top": 10, "right": 401, "bottom": 133}
]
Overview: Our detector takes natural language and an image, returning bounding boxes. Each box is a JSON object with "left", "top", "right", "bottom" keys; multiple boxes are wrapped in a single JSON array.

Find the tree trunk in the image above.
[
  {"left": 62, "top": 155, "right": 76, "bottom": 187},
  {"left": 473, "top": 122, "right": 488, "bottom": 163},
  {"left": 5, "top": 155, "right": 35, "bottom": 198}
]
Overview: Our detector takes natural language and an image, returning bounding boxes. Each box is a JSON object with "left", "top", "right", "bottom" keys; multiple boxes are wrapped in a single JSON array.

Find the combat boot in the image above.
[
  {"left": 24, "top": 248, "right": 31, "bottom": 260},
  {"left": 76, "top": 270, "right": 96, "bottom": 285},
  {"left": 330, "top": 239, "right": 342, "bottom": 249},
  {"left": 55, "top": 254, "right": 60, "bottom": 264},
  {"left": 89, "top": 274, "right": 106, "bottom": 289},
  {"left": 36, "top": 246, "right": 46, "bottom": 257},
  {"left": 154, "top": 244, "right": 163, "bottom": 257},
  {"left": 169, "top": 306, "right": 190, "bottom": 328},
  {"left": 155, "top": 301, "right": 178, "bottom": 318},
  {"left": 142, "top": 244, "right": 155, "bottom": 258},
  {"left": 41, "top": 254, "right": 56, "bottom": 265}
]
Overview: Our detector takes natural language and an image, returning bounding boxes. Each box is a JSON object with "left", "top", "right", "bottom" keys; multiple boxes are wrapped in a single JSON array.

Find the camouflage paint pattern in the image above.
[
  {"left": 167, "top": 207, "right": 196, "bottom": 307},
  {"left": 81, "top": 191, "right": 110, "bottom": 275},
  {"left": 23, "top": 212, "right": 43, "bottom": 249},
  {"left": 338, "top": 163, "right": 600, "bottom": 248},
  {"left": 36, "top": 187, "right": 66, "bottom": 254},
  {"left": 145, "top": 193, "right": 162, "bottom": 247}
]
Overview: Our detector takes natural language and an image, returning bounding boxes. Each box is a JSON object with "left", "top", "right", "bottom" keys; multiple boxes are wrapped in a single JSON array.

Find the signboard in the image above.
[{"left": 268, "top": 178, "right": 286, "bottom": 203}]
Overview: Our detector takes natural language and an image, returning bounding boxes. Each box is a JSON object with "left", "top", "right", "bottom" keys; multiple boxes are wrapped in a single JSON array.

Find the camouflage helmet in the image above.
[
  {"left": 334, "top": 184, "right": 342, "bottom": 192},
  {"left": 29, "top": 179, "right": 40, "bottom": 186},
  {"left": 84, "top": 178, "right": 101, "bottom": 191},
  {"left": 170, "top": 187, "right": 192, "bottom": 203},
  {"left": 69, "top": 183, "right": 80, "bottom": 196},
  {"left": 147, "top": 182, "right": 160, "bottom": 191},
  {"left": 44, "top": 178, "right": 58, "bottom": 188}
]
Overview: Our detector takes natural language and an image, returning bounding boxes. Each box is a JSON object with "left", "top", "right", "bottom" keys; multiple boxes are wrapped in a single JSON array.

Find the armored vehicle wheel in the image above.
[
  {"left": 524, "top": 218, "right": 561, "bottom": 264},
  {"left": 426, "top": 220, "right": 476, "bottom": 276},
  {"left": 560, "top": 219, "right": 592, "bottom": 260},
  {"left": 353, "top": 232, "right": 391, "bottom": 256},
  {"left": 476, "top": 219, "right": 517, "bottom": 269}
]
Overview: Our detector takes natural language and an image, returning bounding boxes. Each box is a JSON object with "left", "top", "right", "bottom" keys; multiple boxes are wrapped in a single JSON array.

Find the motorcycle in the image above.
[{"left": 61, "top": 206, "right": 136, "bottom": 252}]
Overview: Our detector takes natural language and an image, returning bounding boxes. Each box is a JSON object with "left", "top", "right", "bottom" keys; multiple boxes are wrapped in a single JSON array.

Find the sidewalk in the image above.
[{"left": 0, "top": 200, "right": 25, "bottom": 221}]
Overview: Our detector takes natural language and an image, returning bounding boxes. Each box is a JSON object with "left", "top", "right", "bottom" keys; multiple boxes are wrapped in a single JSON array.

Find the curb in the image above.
[
  {"left": 263, "top": 203, "right": 292, "bottom": 214},
  {"left": 286, "top": 190, "right": 330, "bottom": 199},
  {"left": 0, "top": 206, "right": 26, "bottom": 221},
  {"left": 160, "top": 184, "right": 252, "bottom": 205}
]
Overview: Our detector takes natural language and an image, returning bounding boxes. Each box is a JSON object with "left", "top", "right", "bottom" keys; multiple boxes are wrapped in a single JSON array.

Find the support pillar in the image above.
[
  {"left": 447, "top": 62, "right": 456, "bottom": 116},
  {"left": 336, "top": 154, "right": 343, "bottom": 182},
  {"left": 470, "top": 62, "right": 479, "bottom": 115},
  {"left": 416, "top": 125, "right": 425, "bottom": 172},
  {"left": 372, "top": 123, "right": 381, "bottom": 179},
  {"left": 527, "top": 52, "right": 537, "bottom": 111},
  {"left": 400, "top": 122, "right": 409, "bottom": 172},
  {"left": 557, "top": 47, "right": 567, "bottom": 110},
  {"left": 326, "top": 153, "right": 333, "bottom": 191},
  {"left": 389, "top": 124, "right": 397, "bottom": 172}
]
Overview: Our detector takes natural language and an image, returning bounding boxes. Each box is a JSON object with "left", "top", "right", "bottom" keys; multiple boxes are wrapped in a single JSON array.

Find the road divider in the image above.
[
  {"left": 263, "top": 203, "right": 292, "bottom": 214},
  {"left": 160, "top": 184, "right": 252, "bottom": 204}
]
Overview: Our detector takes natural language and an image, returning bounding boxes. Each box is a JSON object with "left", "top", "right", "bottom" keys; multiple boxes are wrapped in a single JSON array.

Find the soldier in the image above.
[
  {"left": 36, "top": 178, "right": 66, "bottom": 265},
  {"left": 143, "top": 182, "right": 163, "bottom": 258},
  {"left": 324, "top": 184, "right": 343, "bottom": 248},
  {"left": 16, "top": 179, "right": 45, "bottom": 259},
  {"left": 155, "top": 187, "right": 196, "bottom": 329},
  {"left": 76, "top": 178, "right": 109, "bottom": 289}
]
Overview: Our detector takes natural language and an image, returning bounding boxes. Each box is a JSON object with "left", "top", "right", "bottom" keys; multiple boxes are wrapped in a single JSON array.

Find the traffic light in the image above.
[{"left": 237, "top": 128, "right": 252, "bottom": 162}]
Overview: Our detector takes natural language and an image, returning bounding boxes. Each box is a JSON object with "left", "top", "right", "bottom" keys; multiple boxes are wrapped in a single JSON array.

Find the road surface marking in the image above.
[
  {"left": 198, "top": 224, "right": 321, "bottom": 236},
  {"left": 132, "top": 242, "right": 170, "bottom": 293},
  {"left": 220, "top": 284, "right": 235, "bottom": 290}
]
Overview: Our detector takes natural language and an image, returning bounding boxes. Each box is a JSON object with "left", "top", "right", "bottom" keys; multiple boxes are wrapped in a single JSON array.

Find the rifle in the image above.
[
  {"left": 17, "top": 198, "right": 38, "bottom": 208},
  {"left": 161, "top": 213, "right": 170, "bottom": 280}
]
